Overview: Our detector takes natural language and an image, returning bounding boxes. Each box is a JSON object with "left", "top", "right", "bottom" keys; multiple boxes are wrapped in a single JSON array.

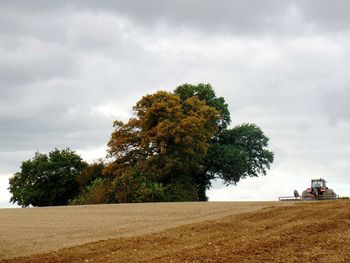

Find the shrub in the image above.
[
  {"left": 70, "top": 178, "right": 112, "bottom": 205},
  {"left": 112, "top": 169, "right": 165, "bottom": 203}
]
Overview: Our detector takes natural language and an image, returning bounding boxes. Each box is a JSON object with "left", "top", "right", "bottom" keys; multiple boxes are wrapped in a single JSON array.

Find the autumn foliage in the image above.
[{"left": 109, "top": 93, "right": 218, "bottom": 174}]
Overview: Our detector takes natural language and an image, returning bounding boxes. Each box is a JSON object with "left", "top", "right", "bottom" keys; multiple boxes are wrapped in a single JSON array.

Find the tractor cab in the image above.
[
  {"left": 307, "top": 178, "right": 327, "bottom": 195},
  {"left": 311, "top": 179, "right": 325, "bottom": 188}
]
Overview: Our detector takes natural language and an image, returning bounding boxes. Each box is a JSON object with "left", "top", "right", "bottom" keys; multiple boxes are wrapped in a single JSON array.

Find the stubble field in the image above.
[{"left": 1, "top": 200, "right": 349, "bottom": 262}]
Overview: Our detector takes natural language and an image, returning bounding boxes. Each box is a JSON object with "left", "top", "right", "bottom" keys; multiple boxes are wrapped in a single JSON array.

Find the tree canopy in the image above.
[
  {"left": 105, "top": 84, "right": 274, "bottom": 201},
  {"left": 8, "top": 149, "right": 87, "bottom": 207},
  {"left": 205, "top": 124, "right": 274, "bottom": 186}
]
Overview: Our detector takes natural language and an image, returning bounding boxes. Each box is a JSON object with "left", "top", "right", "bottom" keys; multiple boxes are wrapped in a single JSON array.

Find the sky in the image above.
[{"left": 1, "top": 0, "right": 350, "bottom": 208}]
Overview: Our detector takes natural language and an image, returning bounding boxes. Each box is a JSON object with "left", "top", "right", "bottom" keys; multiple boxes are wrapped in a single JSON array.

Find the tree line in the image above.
[{"left": 8, "top": 84, "right": 274, "bottom": 207}]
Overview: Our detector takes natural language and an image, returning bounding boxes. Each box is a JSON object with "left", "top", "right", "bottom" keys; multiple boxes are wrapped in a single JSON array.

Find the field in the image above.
[{"left": 1, "top": 201, "right": 349, "bottom": 262}]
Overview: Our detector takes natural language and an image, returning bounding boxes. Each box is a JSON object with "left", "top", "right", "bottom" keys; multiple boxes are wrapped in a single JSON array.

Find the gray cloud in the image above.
[
  {"left": 0, "top": 43, "right": 77, "bottom": 87},
  {"left": 297, "top": 1, "right": 350, "bottom": 31},
  {"left": 3, "top": 0, "right": 350, "bottom": 35}
]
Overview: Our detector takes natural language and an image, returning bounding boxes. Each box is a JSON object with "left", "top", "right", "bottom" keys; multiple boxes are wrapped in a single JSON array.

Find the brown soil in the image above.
[
  {"left": 0, "top": 201, "right": 285, "bottom": 260},
  {"left": 2, "top": 201, "right": 350, "bottom": 263}
]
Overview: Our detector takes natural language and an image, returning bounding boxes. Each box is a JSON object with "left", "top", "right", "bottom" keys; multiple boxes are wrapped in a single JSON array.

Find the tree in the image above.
[
  {"left": 106, "top": 90, "right": 220, "bottom": 201},
  {"left": 8, "top": 149, "right": 87, "bottom": 207},
  {"left": 205, "top": 123, "right": 274, "bottom": 185},
  {"left": 105, "top": 84, "right": 274, "bottom": 202}
]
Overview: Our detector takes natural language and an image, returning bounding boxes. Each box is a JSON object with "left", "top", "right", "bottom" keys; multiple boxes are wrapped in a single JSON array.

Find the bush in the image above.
[
  {"left": 112, "top": 169, "right": 165, "bottom": 203},
  {"left": 70, "top": 178, "right": 112, "bottom": 205}
]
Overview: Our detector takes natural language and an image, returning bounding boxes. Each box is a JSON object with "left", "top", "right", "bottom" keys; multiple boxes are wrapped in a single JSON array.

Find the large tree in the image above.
[
  {"left": 8, "top": 149, "right": 87, "bottom": 207},
  {"left": 106, "top": 91, "right": 220, "bottom": 201},
  {"left": 106, "top": 84, "right": 274, "bottom": 202}
]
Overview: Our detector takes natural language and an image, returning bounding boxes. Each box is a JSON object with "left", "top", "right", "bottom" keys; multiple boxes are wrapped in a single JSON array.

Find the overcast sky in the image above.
[{"left": 1, "top": 0, "right": 350, "bottom": 208}]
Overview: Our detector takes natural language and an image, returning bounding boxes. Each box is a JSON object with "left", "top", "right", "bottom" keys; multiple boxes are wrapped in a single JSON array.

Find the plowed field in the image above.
[{"left": 1, "top": 201, "right": 349, "bottom": 262}]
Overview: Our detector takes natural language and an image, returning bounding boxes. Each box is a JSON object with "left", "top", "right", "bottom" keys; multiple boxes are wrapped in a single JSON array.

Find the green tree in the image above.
[
  {"left": 205, "top": 123, "right": 274, "bottom": 185},
  {"left": 8, "top": 149, "right": 87, "bottom": 207}
]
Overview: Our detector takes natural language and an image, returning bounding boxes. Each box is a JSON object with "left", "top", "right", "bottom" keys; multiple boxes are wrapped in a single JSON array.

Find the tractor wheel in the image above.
[
  {"left": 323, "top": 189, "right": 337, "bottom": 200},
  {"left": 301, "top": 190, "right": 313, "bottom": 199}
]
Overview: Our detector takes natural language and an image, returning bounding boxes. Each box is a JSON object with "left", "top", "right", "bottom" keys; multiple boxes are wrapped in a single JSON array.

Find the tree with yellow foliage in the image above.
[
  {"left": 106, "top": 91, "right": 220, "bottom": 201},
  {"left": 105, "top": 83, "right": 273, "bottom": 202}
]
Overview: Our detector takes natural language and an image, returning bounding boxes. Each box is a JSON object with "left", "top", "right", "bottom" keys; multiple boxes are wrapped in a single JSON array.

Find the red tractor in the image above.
[
  {"left": 279, "top": 178, "right": 338, "bottom": 201},
  {"left": 300, "top": 178, "right": 337, "bottom": 200}
]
